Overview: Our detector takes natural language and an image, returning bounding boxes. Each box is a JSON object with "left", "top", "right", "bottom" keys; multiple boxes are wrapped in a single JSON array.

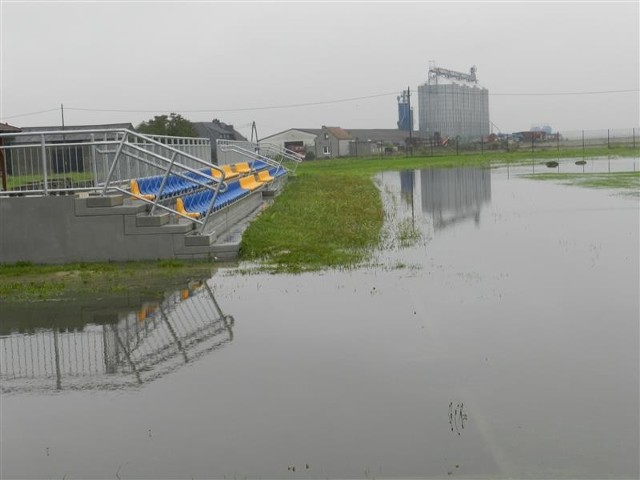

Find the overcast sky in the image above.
[{"left": 1, "top": 1, "right": 638, "bottom": 139}]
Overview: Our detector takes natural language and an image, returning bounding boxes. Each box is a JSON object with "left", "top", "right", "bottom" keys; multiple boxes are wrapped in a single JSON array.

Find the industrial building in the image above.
[{"left": 417, "top": 65, "right": 490, "bottom": 141}]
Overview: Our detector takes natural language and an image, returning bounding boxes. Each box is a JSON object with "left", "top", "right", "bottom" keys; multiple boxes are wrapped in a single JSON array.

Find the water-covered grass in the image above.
[
  {"left": 0, "top": 260, "right": 214, "bottom": 303},
  {"left": 523, "top": 171, "right": 640, "bottom": 194},
  {"left": 238, "top": 148, "right": 639, "bottom": 272}
]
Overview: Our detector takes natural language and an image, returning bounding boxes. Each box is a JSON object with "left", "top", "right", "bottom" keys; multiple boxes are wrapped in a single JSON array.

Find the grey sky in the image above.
[{"left": 1, "top": 1, "right": 638, "bottom": 139}]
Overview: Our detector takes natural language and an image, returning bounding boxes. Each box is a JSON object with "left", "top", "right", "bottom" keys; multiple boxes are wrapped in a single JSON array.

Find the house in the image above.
[
  {"left": 261, "top": 126, "right": 353, "bottom": 159},
  {"left": 262, "top": 126, "right": 413, "bottom": 159},
  {"left": 345, "top": 129, "right": 412, "bottom": 156},
  {"left": 192, "top": 119, "right": 247, "bottom": 162},
  {"left": 315, "top": 126, "right": 353, "bottom": 158},
  {"left": 260, "top": 128, "right": 322, "bottom": 159}
]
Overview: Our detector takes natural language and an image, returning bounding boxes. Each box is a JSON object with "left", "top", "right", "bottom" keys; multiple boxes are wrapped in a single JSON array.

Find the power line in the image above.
[
  {"left": 490, "top": 89, "right": 639, "bottom": 96},
  {"left": 2, "top": 88, "right": 638, "bottom": 122},
  {"left": 1, "top": 107, "right": 60, "bottom": 120},
  {"left": 64, "top": 91, "right": 399, "bottom": 114}
]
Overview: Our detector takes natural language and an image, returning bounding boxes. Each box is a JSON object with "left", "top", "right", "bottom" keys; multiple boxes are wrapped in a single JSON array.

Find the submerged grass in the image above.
[
  {"left": 0, "top": 260, "right": 214, "bottom": 303},
  {"left": 239, "top": 148, "right": 639, "bottom": 273},
  {"left": 523, "top": 171, "right": 640, "bottom": 194}
]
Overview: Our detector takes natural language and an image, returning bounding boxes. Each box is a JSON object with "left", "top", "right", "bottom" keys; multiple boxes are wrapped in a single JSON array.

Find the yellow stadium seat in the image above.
[
  {"left": 256, "top": 170, "right": 274, "bottom": 183},
  {"left": 130, "top": 179, "right": 155, "bottom": 201},
  {"left": 234, "top": 162, "right": 251, "bottom": 174},
  {"left": 222, "top": 164, "right": 239, "bottom": 179},
  {"left": 239, "top": 175, "right": 264, "bottom": 191},
  {"left": 176, "top": 197, "right": 201, "bottom": 219}
]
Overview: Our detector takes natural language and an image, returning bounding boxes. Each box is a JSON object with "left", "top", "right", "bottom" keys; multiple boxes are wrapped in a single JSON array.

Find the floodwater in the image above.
[{"left": 1, "top": 157, "right": 638, "bottom": 479}]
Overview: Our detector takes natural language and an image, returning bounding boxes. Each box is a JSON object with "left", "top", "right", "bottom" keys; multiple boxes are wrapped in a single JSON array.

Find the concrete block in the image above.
[
  {"left": 75, "top": 198, "right": 147, "bottom": 216},
  {"left": 211, "top": 242, "right": 241, "bottom": 261},
  {"left": 136, "top": 212, "right": 170, "bottom": 227},
  {"left": 86, "top": 194, "right": 124, "bottom": 208},
  {"left": 184, "top": 232, "right": 217, "bottom": 247},
  {"left": 124, "top": 215, "right": 195, "bottom": 235}
]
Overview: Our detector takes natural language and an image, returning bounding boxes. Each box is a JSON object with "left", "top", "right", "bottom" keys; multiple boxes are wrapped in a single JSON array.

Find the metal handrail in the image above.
[
  {"left": 0, "top": 128, "right": 225, "bottom": 234},
  {"left": 216, "top": 139, "right": 302, "bottom": 173},
  {"left": 218, "top": 143, "right": 282, "bottom": 170},
  {"left": 103, "top": 129, "right": 226, "bottom": 234}
]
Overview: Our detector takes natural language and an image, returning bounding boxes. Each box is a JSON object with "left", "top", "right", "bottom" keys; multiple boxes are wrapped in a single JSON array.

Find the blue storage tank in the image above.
[{"left": 397, "top": 96, "right": 413, "bottom": 131}]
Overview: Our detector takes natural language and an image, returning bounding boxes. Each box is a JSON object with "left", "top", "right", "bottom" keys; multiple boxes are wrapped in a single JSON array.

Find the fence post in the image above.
[
  {"left": 531, "top": 135, "right": 534, "bottom": 153},
  {"left": 607, "top": 129, "right": 610, "bottom": 149},
  {"left": 90, "top": 134, "right": 99, "bottom": 189},
  {"left": 41, "top": 134, "right": 48, "bottom": 195},
  {"left": 481, "top": 136, "right": 484, "bottom": 154},
  {"left": 557, "top": 132, "right": 560, "bottom": 151},
  {"left": 582, "top": 130, "right": 585, "bottom": 152},
  {"left": 633, "top": 128, "right": 636, "bottom": 149}
]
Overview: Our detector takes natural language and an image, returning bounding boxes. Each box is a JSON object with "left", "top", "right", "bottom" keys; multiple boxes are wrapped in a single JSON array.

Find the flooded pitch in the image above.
[{"left": 1, "top": 158, "right": 638, "bottom": 479}]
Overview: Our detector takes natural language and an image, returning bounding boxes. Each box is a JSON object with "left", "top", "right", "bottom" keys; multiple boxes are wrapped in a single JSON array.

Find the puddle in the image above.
[{"left": 1, "top": 158, "right": 638, "bottom": 479}]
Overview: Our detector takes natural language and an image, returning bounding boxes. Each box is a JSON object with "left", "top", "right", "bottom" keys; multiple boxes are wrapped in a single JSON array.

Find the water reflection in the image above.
[
  {"left": 0, "top": 280, "right": 234, "bottom": 394},
  {"left": 448, "top": 401, "right": 468, "bottom": 436},
  {"left": 394, "top": 167, "right": 492, "bottom": 232}
]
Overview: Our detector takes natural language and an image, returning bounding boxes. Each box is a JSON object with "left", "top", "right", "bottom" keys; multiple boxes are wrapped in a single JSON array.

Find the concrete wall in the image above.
[{"left": 0, "top": 191, "right": 264, "bottom": 264}]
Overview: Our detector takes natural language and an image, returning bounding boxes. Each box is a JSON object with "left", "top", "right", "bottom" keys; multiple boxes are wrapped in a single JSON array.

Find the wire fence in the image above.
[{"left": 403, "top": 128, "right": 639, "bottom": 157}]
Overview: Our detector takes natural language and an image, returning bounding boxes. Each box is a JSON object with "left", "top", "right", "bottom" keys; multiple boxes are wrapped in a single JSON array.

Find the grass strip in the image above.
[
  {"left": 522, "top": 171, "right": 640, "bottom": 194},
  {"left": 239, "top": 174, "right": 383, "bottom": 273},
  {"left": 0, "top": 260, "right": 214, "bottom": 303}
]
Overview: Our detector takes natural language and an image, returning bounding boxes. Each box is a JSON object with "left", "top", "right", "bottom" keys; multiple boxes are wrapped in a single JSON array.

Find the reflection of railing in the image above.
[{"left": 0, "top": 281, "right": 234, "bottom": 394}]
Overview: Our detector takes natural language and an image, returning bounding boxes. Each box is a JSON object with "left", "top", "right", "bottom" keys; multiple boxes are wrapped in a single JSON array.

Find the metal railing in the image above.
[
  {"left": 216, "top": 139, "right": 302, "bottom": 173},
  {"left": 0, "top": 128, "right": 226, "bottom": 234}
]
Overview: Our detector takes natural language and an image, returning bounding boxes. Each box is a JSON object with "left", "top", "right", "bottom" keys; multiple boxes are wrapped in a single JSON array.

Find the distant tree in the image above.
[{"left": 136, "top": 113, "right": 197, "bottom": 137}]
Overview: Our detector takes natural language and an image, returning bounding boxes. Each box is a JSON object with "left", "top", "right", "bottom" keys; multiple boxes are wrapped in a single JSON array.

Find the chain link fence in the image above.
[{"left": 406, "top": 128, "right": 639, "bottom": 157}]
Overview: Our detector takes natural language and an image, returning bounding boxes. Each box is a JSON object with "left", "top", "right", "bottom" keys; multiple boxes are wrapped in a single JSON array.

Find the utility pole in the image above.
[{"left": 407, "top": 86, "right": 413, "bottom": 156}]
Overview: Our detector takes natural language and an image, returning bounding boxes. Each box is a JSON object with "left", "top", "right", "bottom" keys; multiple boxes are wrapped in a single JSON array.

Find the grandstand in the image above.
[{"left": 0, "top": 129, "right": 300, "bottom": 264}]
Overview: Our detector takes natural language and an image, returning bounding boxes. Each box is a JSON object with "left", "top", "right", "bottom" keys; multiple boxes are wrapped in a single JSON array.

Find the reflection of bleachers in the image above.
[{"left": 0, "top": 281, "right": 234, "bottom": 394}]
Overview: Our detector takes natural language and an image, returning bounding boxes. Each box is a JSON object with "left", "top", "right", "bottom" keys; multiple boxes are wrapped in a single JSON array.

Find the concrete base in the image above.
[{"left": 0, "top": 180, "right": 284, "bottom": 264}]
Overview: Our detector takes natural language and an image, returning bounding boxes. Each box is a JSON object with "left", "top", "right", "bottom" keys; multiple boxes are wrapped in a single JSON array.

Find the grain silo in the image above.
[{"left": 417, "top": 65, "right": 489, "bottom": 141}]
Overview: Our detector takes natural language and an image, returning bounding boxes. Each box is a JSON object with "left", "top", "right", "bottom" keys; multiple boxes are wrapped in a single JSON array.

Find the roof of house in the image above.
[
  {"left": 0, "top": 122, "right": 21, "bottom": 133},
  {"left": 324, "top": 126, "right": 353, "bottom": 140},
  {"left": 193, "top": 120, "right": 247, "bottom": 142},
  {"left": 260, "top": 128, "right": 323, "bottom": 141},
  {"left": 345, "top": 129, "right": 413, "bottom": 144},
  {"left": 260, "top": 127, "right": 414, "bottom": 145}
]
